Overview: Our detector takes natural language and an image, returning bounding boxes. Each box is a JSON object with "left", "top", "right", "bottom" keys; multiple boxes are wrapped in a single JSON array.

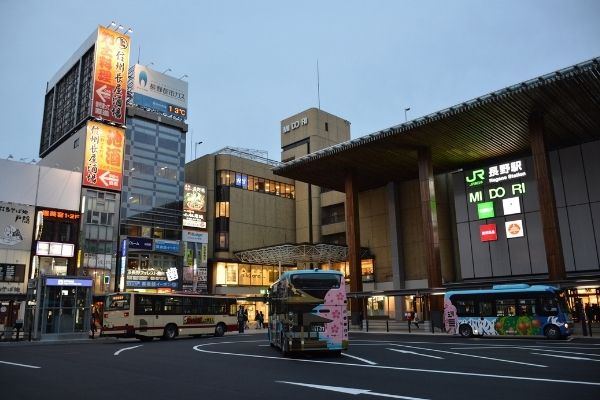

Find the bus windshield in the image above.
[{"left": 291, "top": 273, "right": 341, "bottom": 290}]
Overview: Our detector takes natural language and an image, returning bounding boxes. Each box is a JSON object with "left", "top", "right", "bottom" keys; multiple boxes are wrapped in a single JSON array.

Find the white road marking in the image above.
[
  {"left": 192, "top": 341, "right": 600, "bottom": 386},
  {"left": 391, "top": 344, "right": 547, "bottom": 367},
  {"left": 342, "top": 353, "right": 378, "bottom": 365},
  {"left": 0, "top": 360, "right": 41, "bottom": 369},
  {"left": 531, "top": 352, "right": 600, "bottom": 361},
  {"left": 277, "top": 381, "right": 428, "bottom": 399},
  {"left": 114, "top": 345, "right": 143, "bottom": 356},
  {"left": 387, "top": 348, "right": 443, "bottom": 359}
]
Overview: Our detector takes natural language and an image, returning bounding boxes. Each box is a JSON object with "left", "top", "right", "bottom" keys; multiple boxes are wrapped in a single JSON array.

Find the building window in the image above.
[
  {"left": 325, "top": 122, "right": 329, "bottom": 131},
  {"left": 216, "top": 232, "right": 229, "bottom": 251},
  {"left": 216, "top": 201, "right": 230, "bottom": 218},
  {"left": 321, "top": 203, "right": 345, "bottom": 225}
]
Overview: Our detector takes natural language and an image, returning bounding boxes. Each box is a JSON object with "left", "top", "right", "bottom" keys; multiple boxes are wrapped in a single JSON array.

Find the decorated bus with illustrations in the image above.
[
  {"left": 444, "top": 284, "right": 573, "bottom": 339},
  {"left": 101, "top": 292, "right": 237, "bottom": 341},
  {"left": 268, "top": 269, "right": 348, "bottom": 355}
]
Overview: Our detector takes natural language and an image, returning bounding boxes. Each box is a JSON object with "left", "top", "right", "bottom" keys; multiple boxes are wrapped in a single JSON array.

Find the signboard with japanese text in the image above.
[
  {"left": 91, "top": 26, "right": 130, "bottom": 124},
  {"left": 131, "top": 64, "right": 188, "bottom": 119},
  {"left": 0, "top": 202, "right": 34, "bottom": 251},
  {"left": 83, "top": 121, "right": 124, "bottom": 190},
  {"left": 480, "top": 224, "right": 498, "bottom": 242},
  {"left": 183, "top": 183, "right": 207, "bottom": 228},
  {"left": 0, "top": 263, "right": 25, "bottom": 282}
]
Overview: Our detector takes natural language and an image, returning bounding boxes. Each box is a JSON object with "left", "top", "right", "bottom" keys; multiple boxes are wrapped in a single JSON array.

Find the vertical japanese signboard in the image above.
[
  {"left": 83, "top": 121, "right": 124, "bottom": 190},
  {"left": 91, "top": 26, "right": 130, "bottom": 124}
]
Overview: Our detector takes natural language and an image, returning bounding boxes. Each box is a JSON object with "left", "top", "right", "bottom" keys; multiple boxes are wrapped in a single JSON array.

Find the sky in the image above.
[{"left": 1, "top": 0, "right": 600, "bottom": 164}]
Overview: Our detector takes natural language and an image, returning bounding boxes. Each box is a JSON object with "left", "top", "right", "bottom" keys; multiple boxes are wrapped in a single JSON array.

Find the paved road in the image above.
[{"left": 2, "top": 331, "right": 599, "bottom": 399}]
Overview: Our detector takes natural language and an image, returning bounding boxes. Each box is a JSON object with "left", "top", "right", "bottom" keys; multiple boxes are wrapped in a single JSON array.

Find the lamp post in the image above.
[
  {"left": 404, "top": 107, "right": 410, "bottom": 122},
  {"left": 195, "top": 141, "right": 203, "bottom": 159}
]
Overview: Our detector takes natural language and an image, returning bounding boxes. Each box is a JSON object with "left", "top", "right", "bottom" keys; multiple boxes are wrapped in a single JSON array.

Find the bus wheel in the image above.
[
  {"left": 214, "top": 323, "right": 226, "bottom": 337},
  {"left": 544, "top": 325, "right": 561, "bottom": 340},
  {"left": 163, "top": 324, "right": 178, "bottom": 340},
  {"left": 459, "top": 324, "right": 473, "bottom": 338}
]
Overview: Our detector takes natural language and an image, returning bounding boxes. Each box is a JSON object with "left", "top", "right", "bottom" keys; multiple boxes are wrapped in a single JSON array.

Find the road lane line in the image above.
[
  {"left": 342, "top": 353, "right": 378, "bottom": 365},
  {"left": 278, "top": 381, "right": 429, "bottom": 399},
  {"left": 192, "top": 343, "right": 600, "bottom": 386},
  {"left": 114, "top": 345, "right": 143, "bottom": 356},
  {"left": 0, "top": 360, "right": 41, "bottom": 369},
  {"left": 531, "top": 352, "right": 600, "bottom": 361},
  {"left": 388, "top": 348, "right": 444, "bottom": 359},
  {"left": 391, "top": 344, "right": 547, "bottom": 368}
]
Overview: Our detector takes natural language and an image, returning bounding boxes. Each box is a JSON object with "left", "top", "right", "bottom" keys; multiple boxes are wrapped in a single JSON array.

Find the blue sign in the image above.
[
  {"left": 133, "top": 93, "right": 187, "bottom": 119},
  {"left": 128, "top": 237, "right": 153, "bottom": 250},
  {"left": 126, "top": 280, "right": 178, "bottom": 288},
  {"left": 46, "top": 278, "right": 93, "bottom": 287},
  {"left": 154, "top": 240, "right": 180, "bottom": 253}
]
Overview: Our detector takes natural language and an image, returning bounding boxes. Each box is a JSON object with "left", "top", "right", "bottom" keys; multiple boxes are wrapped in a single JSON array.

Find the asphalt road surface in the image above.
[{"left": 2, "top": 332, "right": 600, "bottom": 399}]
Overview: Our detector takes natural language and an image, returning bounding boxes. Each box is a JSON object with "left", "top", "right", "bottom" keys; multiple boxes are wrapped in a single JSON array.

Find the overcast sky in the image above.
[{"left": 2, "top": 0, "right": 599, "bottom": 164}]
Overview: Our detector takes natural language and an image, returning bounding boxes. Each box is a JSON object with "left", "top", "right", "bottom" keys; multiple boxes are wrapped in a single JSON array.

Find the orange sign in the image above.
[
  {"left": 91, "top": 26, "right": 130, "bottom": 124},
  {"left": 83, "top": 121, "right": 124, "bottom": 190}
]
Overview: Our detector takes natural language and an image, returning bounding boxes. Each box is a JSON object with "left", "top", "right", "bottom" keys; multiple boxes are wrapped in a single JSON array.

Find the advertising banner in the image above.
[
  {"left": 183, "top": 183, "right": 207, "bottom": 228},
  {"left": 0, "top": 202, "right": 34, "bottom": 251},
  {"left": 91, "top": 26, "right": 130, "bottom": 124},
  {"left": 83, "top": 121, "right": 124, "bottom": 190},
  {"left": 132, "top": 64, "right": 188, "bottom": 119}
]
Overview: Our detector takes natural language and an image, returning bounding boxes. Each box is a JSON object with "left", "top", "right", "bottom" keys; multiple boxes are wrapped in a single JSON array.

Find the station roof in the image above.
[
  {"left": 273, "top": 57, "right": 600, "bottom": 192},
  {"left": 234, "top": 243, "right": 370, "bottom": 265}
]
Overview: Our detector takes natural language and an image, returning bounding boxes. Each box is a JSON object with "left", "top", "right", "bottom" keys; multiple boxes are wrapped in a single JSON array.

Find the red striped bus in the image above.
[{"left": 101, "top": 292, "right": 238, "bottom": 341}]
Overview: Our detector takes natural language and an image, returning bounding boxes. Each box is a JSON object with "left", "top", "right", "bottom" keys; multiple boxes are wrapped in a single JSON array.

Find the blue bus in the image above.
[{"left": 444, "top": 284, "right": 573, "bottom": 339}]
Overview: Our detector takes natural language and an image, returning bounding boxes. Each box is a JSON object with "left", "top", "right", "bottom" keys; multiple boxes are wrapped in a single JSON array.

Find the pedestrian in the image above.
[
  {"left": 413, "top": 311, "right": 420, "bottom": 329},
  {"left": 244, "top": 308, "right": 249, "bottom": 329},
  {"left": 585, "top": 304, "right": 593, "bottom": 337},
  {"left": 89, "top": 315, "right": 97, "bottom": 339},
  {"left": 405, "top": 311, "right": 413, "bottom": 333},
  {"left": 237, "top": 305, "right": 245, "bottom": 333},
  {"left": 254, "top": 310, "right": 260, "bottom": 329},
  {"left": 258, "top": 311, "right": 264, "bottom": 329}
]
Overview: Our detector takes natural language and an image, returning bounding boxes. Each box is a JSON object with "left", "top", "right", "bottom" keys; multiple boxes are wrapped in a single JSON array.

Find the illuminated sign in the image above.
[
  {"left": 480, "top": 224, "right": 498, "bottom": 242},
  {"left": 154, "top": 239, "right": 180, "bottom": 253},
  {"left": 41, "top": 209, "right": 80, "bottom": 220},
  {"left": 83, "top": 121, "right": 124, "bottom": 190},
  {"left": 166, "top": 267, "right": 179, "bottom": 282},
  {"left": 131, "top": 64, "right": 188, "bottom": 119},
  {"left": 183, "top": 183, "right": 207, "bottom": 229},
  {"left": 477, "top": 201, "right": 495, "bottom": 219},
  {"left": 127, "top": 237, "right": 153, "bottom": 250},
  {"left": 502, "top": 197, "right": 521, "bottom": 215},
  {"left": 91, "top": 26, "right": 130, "bottom": 124},
  {"left": 182, "top": 230, "right": 208, "bottom": 243},
  {"left": 465, "top": 159, "right": 526, "bottom": 187},
  {"left": 0, "top": 264, "right": 25, "bottom": 283},
  {"left": 45, "top": 278, "right": 93, "bottom": 287},
  {"left": 36, "top": 242, "right": 75, "bottom": 257},
  {"left": 282, "top": 116, "right": 308, "bottom": 134},
  {"left": 505, "top": 220, "right": 524, "bottom": 238}
]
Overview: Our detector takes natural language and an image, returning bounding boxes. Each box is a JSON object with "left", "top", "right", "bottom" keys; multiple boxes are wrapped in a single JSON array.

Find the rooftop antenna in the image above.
[{"left": 317, "top": 59, "right": 321, "bottom": 110}]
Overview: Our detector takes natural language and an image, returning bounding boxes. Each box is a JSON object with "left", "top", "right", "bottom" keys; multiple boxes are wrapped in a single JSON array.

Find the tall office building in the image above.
[{"left": 36, "top": 26, "right": 189, "bottom": 295}]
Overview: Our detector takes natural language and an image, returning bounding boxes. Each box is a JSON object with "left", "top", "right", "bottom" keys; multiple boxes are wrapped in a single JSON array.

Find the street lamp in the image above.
[
  {"left": 179, "top": 74, "right": 188, "bottom": 80},
  {"left": 404, "top": 107, "right": 410, "bottom": 122},
  {"left": 162, "top": 68, "right": 172, "bottom": 74},
  {"left": 195, "top": 141, "right": 203, "bottom": 159}
]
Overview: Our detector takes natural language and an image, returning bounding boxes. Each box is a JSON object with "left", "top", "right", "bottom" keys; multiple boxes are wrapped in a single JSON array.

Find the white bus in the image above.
[{"left": 101, "top": 292, "right": 238, "bottom": 341}]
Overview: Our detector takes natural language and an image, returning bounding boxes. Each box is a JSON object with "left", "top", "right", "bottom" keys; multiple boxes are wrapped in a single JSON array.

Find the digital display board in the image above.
[{"left": 183, "top": 183, "right": 207, "bottom": 229}]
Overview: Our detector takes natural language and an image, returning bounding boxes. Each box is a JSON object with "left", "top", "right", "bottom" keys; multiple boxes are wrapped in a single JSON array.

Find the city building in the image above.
[
  {"left": 184, "top": 108, "right": 362, "bottom": 319},
  {"left": 274, "top": 57, "right": 600, "bottom": 327}
]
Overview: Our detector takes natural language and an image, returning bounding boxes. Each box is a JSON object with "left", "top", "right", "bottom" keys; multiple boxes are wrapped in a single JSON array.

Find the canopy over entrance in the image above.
[{"left": 234, "top": 243, "right": 370, "bottom": 266}]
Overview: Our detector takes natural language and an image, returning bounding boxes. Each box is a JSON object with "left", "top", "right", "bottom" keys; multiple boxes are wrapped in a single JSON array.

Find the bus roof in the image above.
[{"left": 445, "top": 283, "right": 559, "bottom": 297}]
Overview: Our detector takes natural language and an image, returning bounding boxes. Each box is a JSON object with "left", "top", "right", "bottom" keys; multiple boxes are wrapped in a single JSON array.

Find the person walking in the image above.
[
  {"left": 89, "top": 315, "right": 97, "bottom": 339},
  {"left": 412, "top": 311, "right": 420, "bottom": 329},
  {"left": 405, "top": 311, "right": 413, "bottom": 333},
  {"left": 237, "top": 305, "right": 246, "bottom": 333},
  {"left": 258, "top": 311, "right": 264, "bottom": 329}
]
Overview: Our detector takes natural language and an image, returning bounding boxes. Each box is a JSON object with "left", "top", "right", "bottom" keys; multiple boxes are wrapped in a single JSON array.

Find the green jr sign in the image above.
[{"left": 477, "top": 201, "right": 495, "bottom": 219}]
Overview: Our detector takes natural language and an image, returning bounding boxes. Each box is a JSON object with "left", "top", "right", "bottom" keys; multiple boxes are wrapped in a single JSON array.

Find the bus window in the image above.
[
  {"left": 455, "top": 299, "right": 476, "bottom": 317},
  {"left": 135, "top": 295, "right": 156, "bottom": 315},
  {"left": 479, "top": 301, "right": 493, "bottom": 317},
  {"left": 517, "top": 298, "right": 536, "bottom": 316},
  {"left": 496, "top": 299, "right": 516, "bottom": 317},
  {"left": 106, "top": 294, "right": 130, "bottom": 311},
  {"left": 539, "top": 297, "right": 558, "bottom": 316}
]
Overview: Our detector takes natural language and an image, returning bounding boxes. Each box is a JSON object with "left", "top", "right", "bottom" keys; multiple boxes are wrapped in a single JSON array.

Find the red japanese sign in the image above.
[
  {"left": 91, "top": 26, "right": 130, "bottom": 125},
  {"left": 83, "top": 121, "right": 124, "bottom": 191},
  {"left": 480, "top": 224, "right": 498, "bottom": 242}
]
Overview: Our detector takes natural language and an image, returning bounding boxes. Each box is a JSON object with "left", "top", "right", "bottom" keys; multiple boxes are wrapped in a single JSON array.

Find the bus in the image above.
[
  {"left": 101, "top": 292, "right": 238, "bottom": 341},
  {"left": 268, "top": 269, "right": 348, "bottom": 355},
  {"left": 443, "top": 284, "right": 574, "bottom": 339}
]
